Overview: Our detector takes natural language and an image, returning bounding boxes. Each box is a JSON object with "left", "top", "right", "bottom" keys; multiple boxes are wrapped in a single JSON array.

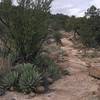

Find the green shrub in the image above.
[
  {"left": 34, "top": 55, "right": 61, "bottom": 80},
  {"left": 15, "top": 64, "right": 24, "bottom": 74},
  {"left": 33, "top": 55, "right": 53, "bottom": 71},
  {"left": 47, "top": 63, "right": 61, "bottom": 80},
  {"left": 0, "top": 71, "right": 18, "bottom": 89},
  {"left": 53, "top": 32, "right": 62, "bottom": 45},
  {"left": 0, "top": 0, "right": 53, "bottom": 64},
  {"left": 18, "top": 64, "right": 42, "bottom": 93},
  {"left": 0, "top": 60, "right": 63, "bottom": 93}
]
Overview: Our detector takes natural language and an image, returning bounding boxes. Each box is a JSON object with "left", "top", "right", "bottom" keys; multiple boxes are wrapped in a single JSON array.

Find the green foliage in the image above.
[
  {"left": 33, "top": 54, "right": 61, "bottom": 80},
  {"left": 0, "top": 71, "right": 18, "bottom": 89},
  {"left": 78, "top": 16, "right": 100, "bottom": 47},
  {"left": 18, "top": 64, "right": 42, "bottom": 93},
  {"left": 47, "top": 62, "right": 61, "bottom": 80},
  {"left": 0, "top": 0, "right": 53, "bottom": 64},
  {"left": 53, "top": 32, "right": 62, "bottom": 45},
  {"left": 85, "top": 5, "right": 100, "bottom": 17},
  {"left": 0, "top": 57, "right": 63, "bottom": 93},
  {"left": 1, "top": 50, "right": 69, "bottom": 94},
  {"left": 0, "top": 63, "right": 42, "bottom": 93},
  {"left": 49, "top": 14, "right": 69, "bottom": 30},
  {"left": 33, "top": 54, "right": 53, "bottom": 69},
  {"left": 65, "top": 16, "right": 83, "bottom": 32},
  {"left": 0, "top": 47, "right": 9, "bottom": 58},
  {"left": 7, "top": 52, "right": 18, "bottom": 65},
  {"left": 79, "top": 6, "right": 100, "bottom": 47},
  {"left": 65, "top": 6, "right": 100, "bottom": 48},
  {"left": 15, "top": 63, "right": 33, "bottom": 74},
  {"left": 65, "top": 16, "right": 76, "bottom": 32}
]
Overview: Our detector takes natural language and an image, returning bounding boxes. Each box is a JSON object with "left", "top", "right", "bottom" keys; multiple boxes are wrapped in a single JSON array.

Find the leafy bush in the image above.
[
  {"left": 18, "top": 64, "right": 42, "bottom": 93},
  {"left": 0, "top": 71, "right": 18, "bottom": 89}
]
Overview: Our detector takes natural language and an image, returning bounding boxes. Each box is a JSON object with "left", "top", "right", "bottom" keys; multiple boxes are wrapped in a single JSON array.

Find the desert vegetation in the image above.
[
  {"left": 0, "top": 0, "right": 100, "bottom": 100},
  {"left": 0, "top": 0, "right": 65, "bottom": 95}
]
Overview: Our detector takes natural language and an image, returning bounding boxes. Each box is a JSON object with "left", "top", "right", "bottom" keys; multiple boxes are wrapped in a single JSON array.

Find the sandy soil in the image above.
[{"left": 0, "top": 33, "right": 100, "bottom": 100}]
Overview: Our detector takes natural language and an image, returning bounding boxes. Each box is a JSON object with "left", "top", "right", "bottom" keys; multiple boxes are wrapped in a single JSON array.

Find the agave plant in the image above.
[
  {"left": 15, "top": 63, "right": 26, "bottom": 74},
  {"left": 0, "top": 71, "right": 19, "bottom": 89},
  {"left": 15, "top": 63, "right": 34, "bottom": 74},
  {"left": 18, "top": 64, "right": 42, "bottom": 93}
]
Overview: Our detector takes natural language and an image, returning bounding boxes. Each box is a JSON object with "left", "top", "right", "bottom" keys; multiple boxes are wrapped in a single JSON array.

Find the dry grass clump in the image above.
[{"left": 0, "top": 58, "right": 11, "bottom": 74}]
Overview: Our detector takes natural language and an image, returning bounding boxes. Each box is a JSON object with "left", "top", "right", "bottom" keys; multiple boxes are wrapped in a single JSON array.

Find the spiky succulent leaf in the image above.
[
  {"left": 18, "top": 64, "right": 41, "bottom": 93},
  {"left": 0, "top": 71, "right": 18, "bottom": 89}
]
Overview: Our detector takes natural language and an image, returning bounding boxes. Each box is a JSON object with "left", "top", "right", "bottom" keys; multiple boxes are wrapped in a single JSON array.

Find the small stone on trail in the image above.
[
  {"left": 47, "top": 78, "right": 53, "bottom": 84},
  {"left": 10, "top": 87, "right": 14, "bottom": 91},
  {"left": 29, "top": 92, "right": 36, "bottom": 97},
  {"left": 26, "top": 92, "right": 36, "bottom": 99},
  {"left": 35, "top": 86, "right": 45, "bottom": 93}
]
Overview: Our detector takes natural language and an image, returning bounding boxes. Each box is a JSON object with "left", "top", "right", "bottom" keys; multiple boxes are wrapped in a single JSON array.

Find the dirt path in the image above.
[{"left": 0, "top": 35, "right": 100, "bottom": 100}]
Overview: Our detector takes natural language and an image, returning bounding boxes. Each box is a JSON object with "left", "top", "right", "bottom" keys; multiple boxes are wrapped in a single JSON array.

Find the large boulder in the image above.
[{"left": 89, "top": 63, "right": 100, "bottom": 79}]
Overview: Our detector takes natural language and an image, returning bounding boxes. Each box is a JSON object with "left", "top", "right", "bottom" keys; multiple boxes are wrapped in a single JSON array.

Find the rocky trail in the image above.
[{"left": 0, "top": 33, "right": 100, "bottom": 100}]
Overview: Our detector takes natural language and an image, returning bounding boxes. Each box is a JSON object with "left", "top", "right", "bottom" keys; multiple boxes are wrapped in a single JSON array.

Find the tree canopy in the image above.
[
  {"left": 0, "top": 0, "right": 53, "bottom": 63},
  {"left": 65, "top": 5, "right": 100, "bottom": 47}
]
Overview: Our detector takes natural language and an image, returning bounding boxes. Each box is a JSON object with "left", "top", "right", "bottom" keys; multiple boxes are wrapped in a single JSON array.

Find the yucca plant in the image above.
[
  {"left": 18, "top": 64, "right": 42, "bottom": 93},
  {"left": 0, "top": 71, "right": 19, "bottom": 89},
  {"left": 15, "top": 63, "right": 27, "bottom": 74},
  {"left": 15, "top": 63, "right": 35, "bottom": 74}
]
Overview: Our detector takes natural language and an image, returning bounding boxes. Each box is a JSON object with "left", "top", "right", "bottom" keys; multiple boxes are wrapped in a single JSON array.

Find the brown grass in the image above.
[{"left": 0, "top": 57, "right": 11, "bottom": 74}]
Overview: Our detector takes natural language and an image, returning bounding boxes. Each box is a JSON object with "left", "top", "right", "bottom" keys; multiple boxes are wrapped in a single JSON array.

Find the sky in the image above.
[
  {"left": 1, "top": 0, "right": 100, "bottom": 17},
  {"left": 51, "top": 0, "right": 100, "bottom": 17}
]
